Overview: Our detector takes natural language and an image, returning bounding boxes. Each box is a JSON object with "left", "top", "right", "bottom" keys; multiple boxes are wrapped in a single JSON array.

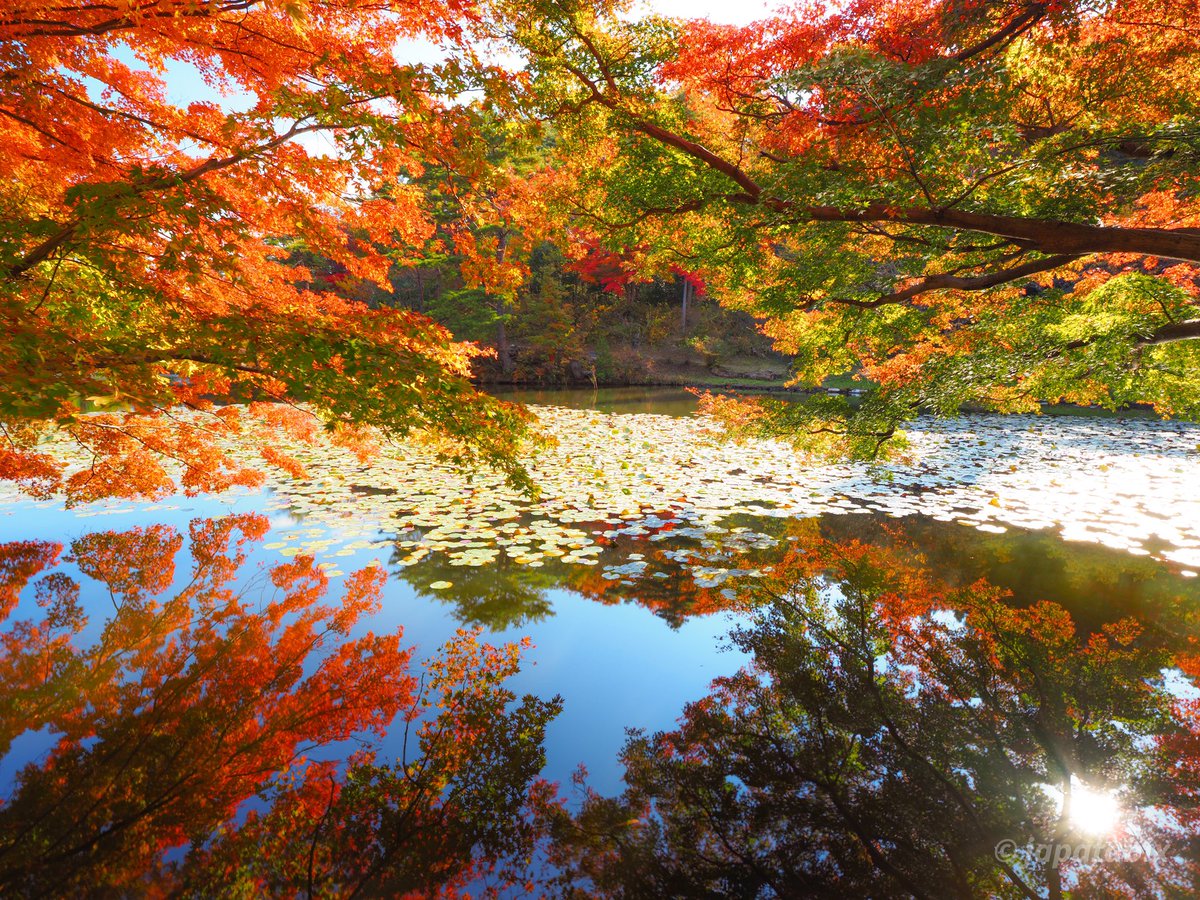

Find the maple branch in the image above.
[
  {"left": 141, "top": 354, "right": 272, "bottom": 377},
  {"left": 5, "top": 224, "right": 79, "bottom": 280},
  {"left": 3, "top": 119, "right": 327, "bottom": 281},
  {"left": 865, "top": 84, "right": 937, "bottom": 207},
  {"left": 630, "top": 155, "right": 1200, "bottom": 262},
  {"left": 158, "top": 119, "right": 326, "bottom": 187},
  {"left": 860, "top": 206, "right": 1200, "bottom": 262},
  {"left": 763, "top": 199, "right": 1200, "bottom": 261},
  {"left": 943, "top": 129, "right": 1198, "bottom": 210},
  {"left": 565, "top": 195, "right": 714, "bottom": 229},
  {"left": 40, "top": 83, "right": 218, "bottom": 148},
  {"left": 800, "top": 3, "right": 1049, "bottom": 131},
  {"left": 555, "top": 18, "right": 764, "bottom": 200},
  {"left": 3, "top": 0, "right": 263, "bottom": 38},
  {"left": 1109, "top": 18, "right": 1200, "bottom": 37},
  {"left": 1136, "top": 318, "right": 1200, "bottom": 346},
  {"left": 951, "top": 2, "right": 1047, "bottom": 62},
  {"left": 305, "top": 774, "right": 338, "bottom": 899},
  {"left": 633, "top": 120, "right": 763, "bottom": 200},
  {"left": 824, "top": 253, "right": 1083, "bottom": 308},
  {"left": 0, "top": 107, "right": 78, "bottom": 151},
  {"left": 1044, "top": 319, "right": 1200, "bottom": 364},
  {"left": 557, "top": 35, "right": 1200, "bottom": 266}
]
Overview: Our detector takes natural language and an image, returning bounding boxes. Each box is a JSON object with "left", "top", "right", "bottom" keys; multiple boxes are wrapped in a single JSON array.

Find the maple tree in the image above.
[
  {"left": 0, "top": 517, "right": 560, "bottom": 896},
  {"left": 402, "top": 549, "right": 559, "bottom": 630},
  {"left": 0, "top": 0, "right": 539, "bottom": 503},
  {"left": 496, "top": 0, "right": 1200, "bottom": 454},
  {"left": 414, "top": 112, "right": 560, "bottom": 377},
  {"left": 0, "top": 514, "right": 407, "bottom": 891}
]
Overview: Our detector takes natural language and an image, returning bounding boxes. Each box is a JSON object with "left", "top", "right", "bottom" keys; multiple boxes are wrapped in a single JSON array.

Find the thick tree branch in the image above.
[
  {"left": 631, "top": 119, "right": 762, "bottom": 199},
  {"left": 1137, "top": 318, "right": 1200, "bottom": 346},
  {"left": 3, "top": 0, "right": 262, "bottom": 39},
  {"left": 951, "top": 2, "right": 1047, "bottom": 61},
  {"left": 1055, "top": 319, "right": 1200, "bottom": 354},
  {"left": 821, "top": 253, "right": 1081, "bottom": 308},
  {"left": 869, "top": 206, "right": 1200, "bottom": 262},
  {"left": 885, "top": 252, "right": 1080, "bottom": 299}
]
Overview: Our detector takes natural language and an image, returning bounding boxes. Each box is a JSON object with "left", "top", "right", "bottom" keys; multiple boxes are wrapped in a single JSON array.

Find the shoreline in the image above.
[{"left": 480, "top": 379, "right": 1162, "bottom": 418}]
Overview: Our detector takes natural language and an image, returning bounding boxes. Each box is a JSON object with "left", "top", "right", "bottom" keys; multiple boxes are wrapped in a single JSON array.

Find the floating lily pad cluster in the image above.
[
  {"left": 249, "top": 408, "right": 1200, "bottom": 575},
  {"left": 4, "top": 407, "right": 1199, "bottom": 580},
  {"left": 389, "top": 515, "right": 787, "bottom": 630}
]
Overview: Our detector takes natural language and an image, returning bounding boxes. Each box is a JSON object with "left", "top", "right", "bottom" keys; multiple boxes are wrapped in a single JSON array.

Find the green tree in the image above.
[{"left": 494, "top": 0, "right": 1200, "bottom": 454}]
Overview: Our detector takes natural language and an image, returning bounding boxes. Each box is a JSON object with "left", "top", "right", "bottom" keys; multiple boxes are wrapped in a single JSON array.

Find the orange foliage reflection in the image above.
[
  {"left": 555, "top": 526, "right": 1200, "bottom": 897},
  {"left": 0, "top": 517, "right": 559, "bottom": 897}
]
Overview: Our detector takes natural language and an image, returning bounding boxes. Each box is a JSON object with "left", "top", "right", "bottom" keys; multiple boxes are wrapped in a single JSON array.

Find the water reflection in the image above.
[
  {"left": 487, "top": 385, "right": 700, "bottom": 417},
  {"left": 0, "top": 517, "right": 559, "bottom": 896},
  {"left": 400, "top": 509, "right": 1200, "bottom": 636},
  {"left": 553, "top": 527, "right": 1200, "bottom": 898},
  {"left": 0, "top": 514, "right": 1197, "bottom": 896},
  {"left": 397, "top": 520, "right": 779, "bottom": 629}
]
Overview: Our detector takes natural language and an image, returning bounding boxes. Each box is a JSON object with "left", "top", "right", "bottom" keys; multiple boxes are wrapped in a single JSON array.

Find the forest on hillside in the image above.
[{"left": 292, "top": 228, "right": 783, "bottom": 386}]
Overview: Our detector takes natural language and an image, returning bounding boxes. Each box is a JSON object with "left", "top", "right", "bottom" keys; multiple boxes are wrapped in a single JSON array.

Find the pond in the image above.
[
  {"left": 1, "top": 389, "right": 1198, "bottom": 896},
  {"left": 488, "top": 384, "right": 704, "bottom": 416}
]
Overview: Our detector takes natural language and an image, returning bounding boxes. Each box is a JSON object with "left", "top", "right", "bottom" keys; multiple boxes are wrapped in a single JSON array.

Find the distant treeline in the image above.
[{"left": 288, "top": 239, "right": 780, "bottom": 385}]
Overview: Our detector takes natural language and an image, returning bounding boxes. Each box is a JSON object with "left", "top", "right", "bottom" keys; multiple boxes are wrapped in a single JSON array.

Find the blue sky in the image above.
[
  {"left": 120, "top": 0, "right": 783, "bottom": 107},
  {"left": 100, "top": 0, "right": 783, "bottom": 156}
]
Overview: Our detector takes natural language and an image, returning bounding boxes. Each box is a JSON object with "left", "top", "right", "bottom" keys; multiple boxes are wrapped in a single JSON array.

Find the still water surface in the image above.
[{"left": 0, "top": 389, "right": 1197, "bottom": 896}]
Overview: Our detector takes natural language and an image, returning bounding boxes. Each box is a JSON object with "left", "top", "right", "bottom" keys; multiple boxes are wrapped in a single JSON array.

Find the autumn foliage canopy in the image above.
[
  {"left": 0, "top": 0, "right": 536, "bottom": 502},
  {"left": 501, "top": 0, "right": 1200, "bottom": 454},
  {"left": 3, "top": 0, "right": 1200, "bottom": 499}
]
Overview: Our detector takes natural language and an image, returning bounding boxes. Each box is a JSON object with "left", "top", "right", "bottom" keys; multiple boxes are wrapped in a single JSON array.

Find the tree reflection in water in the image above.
[
  {"left": 0, "top": 515, "right": 1198, "bottom": 897},
  {"left": 551, "top": 525, "right": 1200, "bottom": 899},
  {"left": 0, "top": 516, "right": 560, "bottom": 897}
]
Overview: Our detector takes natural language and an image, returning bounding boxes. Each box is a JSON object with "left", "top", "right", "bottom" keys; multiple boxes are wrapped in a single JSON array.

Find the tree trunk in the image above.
[
  {"left": 680, "top": 278, "right": 690, "bottom": 334},
  {"left": 496, "top": 312, "right": 512, "bottom": 376},
  {"left": 494, "top": 231, "right": 514, "bottom": 375}
]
